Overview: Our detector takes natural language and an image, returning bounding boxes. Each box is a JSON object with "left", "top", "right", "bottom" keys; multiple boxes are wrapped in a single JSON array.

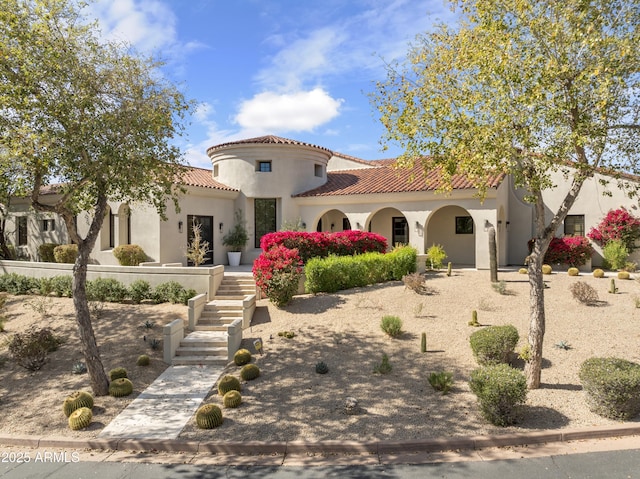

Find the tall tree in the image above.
[
  {"left": 373, "top": 0, "right": 640, "bottom": 388},
  {"left": 0, "top": 0, "right": 192, "bottom": 394}
]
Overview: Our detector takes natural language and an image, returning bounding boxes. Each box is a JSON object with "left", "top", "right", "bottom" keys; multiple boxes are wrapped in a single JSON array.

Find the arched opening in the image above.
[
  {"left": 368, "top": 207, "right": 407, "bottom": 249},
  {"left": 118, "top": 204, "right": 131, "bottom": 246},
  {"left": 315, "top": 209, "right": 351, "bottom": 232},
  {"left": 426, "top": 205, "right": 475, "bottom": 266},
  {"left": 100, "top": 206, "right": 114, "bottom": 250}
]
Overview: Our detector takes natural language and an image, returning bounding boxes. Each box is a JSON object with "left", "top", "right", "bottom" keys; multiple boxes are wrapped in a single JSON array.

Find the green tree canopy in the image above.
[{"left": 373, "top": 0, "right": 639, "bottom": 388}]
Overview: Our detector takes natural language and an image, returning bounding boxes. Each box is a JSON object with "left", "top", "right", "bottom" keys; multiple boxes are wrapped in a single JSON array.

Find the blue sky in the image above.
[{"left": 86, "top": 0, "right": 458, "bottom": 169}]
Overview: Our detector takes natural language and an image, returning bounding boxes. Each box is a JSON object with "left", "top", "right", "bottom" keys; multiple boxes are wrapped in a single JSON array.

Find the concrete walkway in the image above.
[{"left": 99, "top": 365, "right": 223, "bottom": 440}]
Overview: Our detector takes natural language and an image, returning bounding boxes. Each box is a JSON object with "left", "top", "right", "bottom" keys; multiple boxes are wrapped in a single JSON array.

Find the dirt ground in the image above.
[{"left": 1, "top": 269, "right": 639, "bottom": 441}]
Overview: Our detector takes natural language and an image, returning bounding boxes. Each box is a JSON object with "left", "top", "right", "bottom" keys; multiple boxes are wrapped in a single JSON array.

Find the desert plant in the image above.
[
  {"left": 593, "top": 268, "right": 605, "bottom": 278},
  {"left": 38, "top": 243, "right": 60, "bottom": 262},
  {"left": 588, "top": 208, "right": 640, "bottom": 253},
  {"left": 129, "top": 280, "right": 153, "bottom": 304},
  {"left": 428, "top": 371, "right": 454, "bottom": 394},
  {"left": 469, "top": 325, "right": 519, "bottom": 365},
  {"left": 153, "top": 281, "right": 187, "bottom": 304},
  {"left": 380, "top": 315, "right": 403, "bottom": 337},
  {"left": 579, "top": 357, "right": 640, "bottom": 420},
  {"left": 86, "top": 278, "right": 128, "bottom": 303},
  {"left": 109, "top": 378, "right": 133, "bottom": 397},
  {"left": 53, "top": 244, "right": 78, "bottom": 264},
  {"left": 567, "top": 267, "right": 580, "bottom": 276},
  {"left": 50, "top": 275, "right": 73, "bottom": 297},
  {"left": 136, "top": 354, "right": 151, "bottom": 366},
  {"left": 223, "top": 390, "right": 242, "bottom": 408},
  {"left": 518, "top": 268, "right": 527, "bottom": 274},
  {"left": 222, "top": 209, "right": 249, "bottom": 252},
  {"left": 68, "top": 407, "right": 93, "bottom": 430},
  {"left": 468, "top": 310, "right": 480, "bottom": 327},
  {"left": 8, "top": 327, "right": 62, "bottom": 371},
  {"left": 186, "top": 220, "right": 210, "bottom": 266},
  {"left": 142, "top": 319, "right": 155, "bottom": 330},
  {"left": 62, "top": 391, "right": 94, "bottom": 417},
  {"left": 113, "top": 244, "right": 147, "bottom": 266},
  {"left": 240, "top": 364, "right": 260, "bottom": 381},
  {"left": 217, "top": 375, "right": 241, "bottom": 395},
  {"left": 542, "top": 264, "right": 553, "bottom": 275},
  {"left": 233, "top": 348, "right": 252, "bottom": 366},
  {"left": 315, "top": 361, "right": 329, "bottom": 374},
  {"left": 609, "top": 278, "right": 618, "bottom": 294},
  {"left": 570, "top": 281, "right": 599, "bottom": 305},
  {"left": 196, "top": 404, "right": 223, "bottom": 429},
  {"left": 402, "top": 272, "right": 431, "bottom": 295},
  {"left": 618, "top": 271, "right": 631, "bottom": 280},
  {"left": 603, "top": 239, "right": 629, "bottom": 270},
  {"left": 491, "top": 280, "right": 508, "bottom": 295},
  {"left": 109, "top": 367, "right": 128, "bottom": 381},
  {"left": 554, "top": 340, "right": 572, "bottom": 350},
  {"left": 420, "top": 332, "right": 427, "bottom": 353},
  {"left": 470, "top": 364, "right": 527, "bottom": 426},
  {"left": 517, "top": 343, "right": 532, "bottom": 362},
  {"left": 373, "top": 353, "right": 392, "bottom": 374},
  {"left": 426, "top": 244, "right": 447, "bottom": 269},
  {"left": 71, "top": 361, "right": 87, "bottom": 374},
  {"left": 148, "top": 338, "right": 161, "bottom": 350},
  {"left": 278, "top": 330, "right": 295, "bottom": 339}
]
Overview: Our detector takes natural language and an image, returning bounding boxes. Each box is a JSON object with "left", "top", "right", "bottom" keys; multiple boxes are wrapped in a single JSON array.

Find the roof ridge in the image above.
[{"left": 206, "top": 135, "right": 333, "bottom": 155}]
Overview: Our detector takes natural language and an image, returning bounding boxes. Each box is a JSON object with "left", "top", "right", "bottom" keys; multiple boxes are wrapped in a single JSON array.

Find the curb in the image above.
[{"left": 1, "top": 424, "right": 639, "bottom": 456}]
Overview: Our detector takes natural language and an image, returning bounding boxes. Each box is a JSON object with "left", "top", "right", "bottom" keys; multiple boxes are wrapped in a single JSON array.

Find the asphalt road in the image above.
[{"left": 1, "top": 449, "right": 639, "bottom": 479}]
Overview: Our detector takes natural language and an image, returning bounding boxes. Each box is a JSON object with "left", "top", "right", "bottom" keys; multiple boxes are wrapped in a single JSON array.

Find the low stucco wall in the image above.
[{"left": 0, "top": 260, "right": 224, "bottom": 298}]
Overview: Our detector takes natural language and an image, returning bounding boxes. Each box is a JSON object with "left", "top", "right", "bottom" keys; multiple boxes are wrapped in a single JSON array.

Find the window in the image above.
[
  {"left": 564, "top": 215, "right": 585, "bottom": 236},
  {"left": 455, "top": 216, "right": 474, "bottom": 235},
  {"left": 42, "top": 219, "right": 55, "bottom": 231},
  {"left": 256, "top": 161, "right": 272, "bottom": 172},
  {"left": 109, "top": 211, "right": 115, "bottom": 248},
  {"left": 255, "top": 198, "right": 276, "bottom": 248},
  {"left": 342, "top": 217, "right": 352, "bottom": 230},
  {"left": 314, "top": 164, "right": 323, "bottom": 177},
  {"left": 392, "top": 217, "right": 409, "bottom": 246},
  {"left": 213, "top": 164, "right": 219, "bottom": 177},
  {"left": 17, "top": 217, "right": 27, "bottom": 246}
]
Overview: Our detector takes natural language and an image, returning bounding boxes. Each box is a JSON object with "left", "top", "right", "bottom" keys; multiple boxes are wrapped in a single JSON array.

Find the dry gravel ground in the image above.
[{"left": 1, "top": 269, "right": 639, "bottom": 442}]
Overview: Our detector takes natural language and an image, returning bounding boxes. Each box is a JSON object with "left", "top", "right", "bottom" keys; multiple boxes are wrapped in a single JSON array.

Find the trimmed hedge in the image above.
[
  {"left": 53, "top": 244, "right": 78, "bottom": 264},
  {"left": 113, "top": 244, "right": 147, "bottom": 266},
  {"left": 470, "top": 364, "right": 527, "bottom": 426},
  {"left": 469, "top": 325, "right": 519, "bottom": 365},
  {"left": 304, "top": 246, "right": 417, "bottom": 294},
  {"left": 38, "top": 243, "right": 60, "bottom": 263},
  {"left": 579, "top": 357, "right": 640, "bottom": 420}
]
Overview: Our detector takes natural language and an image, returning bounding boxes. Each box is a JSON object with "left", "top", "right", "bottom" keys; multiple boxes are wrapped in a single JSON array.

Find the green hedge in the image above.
[
  {"left": 470, "top": 325, "right": 519, "bottom": 366},
  {"left": 470, "top": 364, "right": 527, "bottom": 426},
  {"left": 304, "top": 246, "right": 417, "bottom": 293}
]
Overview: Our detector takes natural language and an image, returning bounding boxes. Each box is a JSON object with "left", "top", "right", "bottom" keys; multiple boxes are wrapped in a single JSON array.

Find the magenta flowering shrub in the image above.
[
  {"left": 588, "top": 208, "right": 640, "bottom": 252},
  {"left": 252, "top": 245, "right": 303, "bottom": 307},
  {"left": 528, "top": 236, "right": 593, "bottom": 267},
  {"left": 259, "top": 230, "right": 387, "bottom": 263}
]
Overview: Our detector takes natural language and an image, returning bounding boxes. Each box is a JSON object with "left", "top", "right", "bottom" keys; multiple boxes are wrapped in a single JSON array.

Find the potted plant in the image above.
[{"left": 222, "top": 209, "right": 249, "bottom": 266}]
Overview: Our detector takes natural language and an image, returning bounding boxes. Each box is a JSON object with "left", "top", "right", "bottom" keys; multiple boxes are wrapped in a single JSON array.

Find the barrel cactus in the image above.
[
  {"left": 567, "top": 267, "right": 579, "bottom": 276},
  {"left": 62, "top": 390, "right": 94, "bottom": 417},
  {"left": 109, "top": 378, "right": 134, "bottom": 397},
  {"left": 542, "top": 264, "right": 553, "bottom": 275},
  {"left": 223, "top": 390, "right": 242, "bottom": 408},
  {"left": 618, "top": 271, "right": 631, "bottom": 280},
  {"left": 196, "top": 404, "right": 223, "bottom": 429},
  {"left": 593, "top": 268, "right": 605, "bottom": 278},
  {"left": 518, "top": 268, "right": 527, "bottom": 274},
  {"left": 68, "top": 407, "right": 92, "bottom": 430},
  {"left": 240, "top": 364, "right": 260, "bottom": 381},
  {"left": 315, "top": 361, "right": 329, "bottom": 374},
  {"left": 217, "top": 375, "right": 241, "bottom": 395},
  {"left": 109, "top": 367, "right": 128, "bottom": 381},
  {"left": 136, "top": 354, "right": 150, "bottom": 366},
  {"left": 233, "top": 348, "right": 252, "bottom": 366}
]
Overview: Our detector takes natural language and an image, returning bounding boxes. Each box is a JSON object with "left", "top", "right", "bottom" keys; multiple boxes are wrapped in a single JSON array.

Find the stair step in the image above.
[
  {"left": 176, "top": 346, "right": 227, "bottom": 356},
  {"left": 194, "top": 325, "right": 228, "bottom": 332},
  {"left": 201, "top": 312, "right": 242, "bottom": 319},
  {"left": 172, "top": 356, "right": 228, "bottom": 366},
  {"left": 180, "top": 337, "right": 227, "bottom": 348},
  {"left": 198, "top": 317, "right": 237, "bottom": 325}
]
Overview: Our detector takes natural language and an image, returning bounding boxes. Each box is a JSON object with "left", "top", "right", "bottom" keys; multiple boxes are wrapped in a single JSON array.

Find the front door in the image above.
[{"left": 187, "top": 215, "right": 214, "bottom": 266}]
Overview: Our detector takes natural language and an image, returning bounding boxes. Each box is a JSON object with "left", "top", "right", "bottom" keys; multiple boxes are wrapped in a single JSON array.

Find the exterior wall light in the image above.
[{"left": 178, "top": 220, "right": 183, "bottom": 233}]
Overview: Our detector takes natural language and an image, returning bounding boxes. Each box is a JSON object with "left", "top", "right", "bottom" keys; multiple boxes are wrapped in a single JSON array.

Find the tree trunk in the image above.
[
  {"left": 73, "top": 242, "right": 110, "bottom": 395},
  {"left": 524, "top": 241, "right": 546, "bottom": 389},
  {"left": 488, "top": 226, "right": 498, "bottom": 283}
]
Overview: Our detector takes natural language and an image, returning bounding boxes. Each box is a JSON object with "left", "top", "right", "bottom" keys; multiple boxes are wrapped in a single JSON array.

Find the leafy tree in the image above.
[
  {"left": 0, "top": 0, "right": 192, "bottom": 394},
  {"left": 373, "top": 0, "right": 640, "bottom": 388}
]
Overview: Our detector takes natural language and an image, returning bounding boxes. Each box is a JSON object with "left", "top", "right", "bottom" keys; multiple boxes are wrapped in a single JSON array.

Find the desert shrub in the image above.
[
  {"left": 570, "top": 281, "right": 599, "bottom": 305},
  {"left": 380, "top": 315, "right": 402, "bottom": 337},
  {"left": 129, "top": 280, "right": 153, "bottom": 304},
  {"left": 0, "top": 273, "right": 39, "bottom": 295},
  {"left": 373, "top": 353, "right": 392, "bottom": 374},
  {"left": 48, "top": 275, "right": 73, "bottom": 297},
  {"left": 588, "top": 208, "right": 640, "bottom": 252},
  {"left": 387, "top": 245, "right": 417, "bottom": 279},
  {"left": 602, "top": 239, "right": 628, "bottom": 270},
  {"left": 403, "top": 272, "right": 430, "bottom": 294},
  {"left": 179, "top": 288, "right": 197, "bottom": 305},
  {"left": 53, "top": 244, "right": 78, "bottom": 263},
  {"left": 153, "top": 281, "right": 186, "bottom": 304},
  {"left": 469, "top": 325, "right": 519, "bottom": 365},
  {"left": 253, "top": 245, "right": 303, "bottom": 307},
  {"left": 86, "top": 277, "right": 128, "bottom": 302},
  {"left": 428, "top": 371, "right": 454, "bottom": 394},
  {"left": 8, "top": 327, "right": 63, "bottom": 371},
  {"left": 579, "top": 357, "right": 640, "bottom": 420},
  {"left": 113, "top": 244, "right": 147, "bottom": 266},
  {"left": 426, "top": 244, "right": 447, "bottom": 269},
  {"left": 38, "top": 243, "right": 60, "bottom": 263},
  {"left": 491, "top": 280, "right": 508, "bottom": 295},
  {"left": 470, "top": 364, "right": 527, "bottom": 426}
]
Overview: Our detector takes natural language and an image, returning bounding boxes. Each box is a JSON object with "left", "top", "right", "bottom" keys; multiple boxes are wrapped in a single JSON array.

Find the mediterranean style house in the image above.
[{"left": 6, "top": 135, "right": 640, "bottom": 269}]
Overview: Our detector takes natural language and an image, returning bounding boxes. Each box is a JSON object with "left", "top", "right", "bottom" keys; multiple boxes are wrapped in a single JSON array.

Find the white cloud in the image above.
[
  {"left": 234, "top": 89, "right": 343, "bottom": 133},
  {"left": 193, "top": 102, "right": 213, "bottom": 122}
]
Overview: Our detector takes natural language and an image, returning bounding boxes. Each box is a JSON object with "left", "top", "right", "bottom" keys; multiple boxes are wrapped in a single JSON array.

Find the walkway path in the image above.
[{"left": 98, "top": 365, "right": 223, "bottom": 440}]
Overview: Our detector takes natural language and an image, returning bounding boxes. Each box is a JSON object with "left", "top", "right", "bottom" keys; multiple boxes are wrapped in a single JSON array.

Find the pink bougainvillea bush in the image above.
[
  {"left": 259, "top": 231, "right": 387, "bottom": 263},
  {"left": 252, "top": 245, "right": 303, "bottom": 307},
  {"left": 588, "top": 208, "right": 640, "bottom": 252},
  {"left": 528, "top": 236, "right": 593, "bottom": 267}
]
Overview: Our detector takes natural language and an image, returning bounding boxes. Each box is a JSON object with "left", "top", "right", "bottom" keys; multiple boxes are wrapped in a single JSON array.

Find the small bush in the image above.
[
  {"left": 129, "top": 280, "right": 152, "bottom": 304},
  {"left": 373, "top": 353, "right": 392, "bottom": 374},
  {"left": 428, "top": 371, "right": 454, "bottom": 394},
  {"left": 8, "top": 327, "right": 62, "bottom": 371},
  {"left": 153, "top": 281, "right": 187, "bottom": 304},
  {"left": 53, "top": 244, "right": 78, "bottom": 264},
  {"left": 469, "top": 325, "right": 519, "bottom": 365},
  {"left": 603, "top": 239, "right": 629, "bottom": 270},
  {"left": 570, "top": 281, "right": 599, "bottom": 305},
  {"left": 0, "top": 273, "right": 39, "bottom": 295},
  {"left": 491, "top": 280, "right": 508, "bottom": 295},
  {"left": 38, "top": 243, "right": 60, "bottom": 263},
  {"left": 86, "top": 278, "right": 128, "bottom": 303},
  {"left": 402, "top": 272, "right": 430, "bottom": 294},
  {"left": 579, "top": 357, "right": 640, "bottom": 420},
  {"left": 470, "top": 364, "right": 527, "bottom": 426},
  {"left": 113, "top": 244, "right": 147, "bottom": 266},
  {"left": 380, "top": 315, "right": 402, "bottom": 337},
  {"left": 426, "top": 244, "right": 447, "bottom": 269}
]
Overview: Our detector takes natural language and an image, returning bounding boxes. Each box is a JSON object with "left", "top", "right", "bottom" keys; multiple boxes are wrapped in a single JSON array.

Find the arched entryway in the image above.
[
  {"left": 426, "top": 205, "right": 476, "bottom": 266},
  {"left": 368, "top": 207, "right": 408, "bottom": 248},
  {"left": 315, "top": 209, "right": 351, "bottom": 232}
]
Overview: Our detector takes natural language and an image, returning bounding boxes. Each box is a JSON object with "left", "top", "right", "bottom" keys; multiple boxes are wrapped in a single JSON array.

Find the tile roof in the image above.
[
  {"left": 177, "top": 166, "right": 237, "bottom": 191},
  {"left": 206, "top": 135, "right": 333, "bottom": 156},
  {"left": 295, "top": 161, "right": 505, "bottom": 197}
]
